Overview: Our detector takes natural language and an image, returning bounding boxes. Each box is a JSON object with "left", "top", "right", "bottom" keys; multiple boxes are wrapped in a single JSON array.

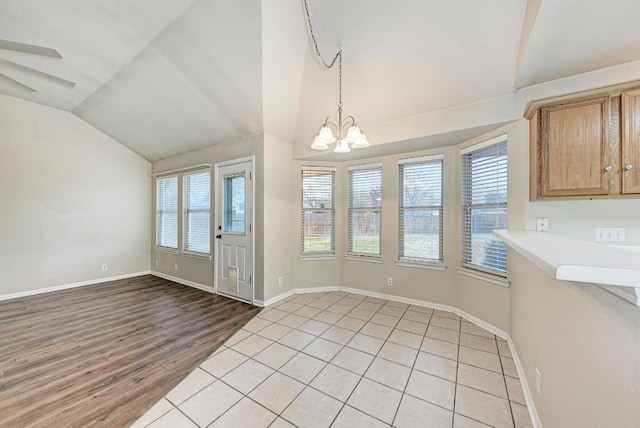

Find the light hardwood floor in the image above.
[{"left": 0, "top": 275, "right": 260, "bottom": 427}]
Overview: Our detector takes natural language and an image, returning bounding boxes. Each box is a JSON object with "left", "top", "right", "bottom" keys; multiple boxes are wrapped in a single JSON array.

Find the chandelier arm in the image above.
[
  {"left": 340, "top": 115, "right": 357, "bottom": 129},
  {"left": 302, "top": 0, "right": 341, "bottom": 70}
]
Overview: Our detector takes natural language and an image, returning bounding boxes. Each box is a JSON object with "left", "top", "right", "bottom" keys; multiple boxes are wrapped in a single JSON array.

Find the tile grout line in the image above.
[{"left": 389, "top": 303, "right": 432, "bottom": 427}]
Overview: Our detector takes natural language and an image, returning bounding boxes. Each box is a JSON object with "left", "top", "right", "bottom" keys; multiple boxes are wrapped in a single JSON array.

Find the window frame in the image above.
[
  {"left": 182, "top": 168, "right": 212, "bottom": 257},
  {"left": 347, "top": 162, "right": 383, "bottom": 259},
  {"left": 155, "top": 174, "right": 179, "bottom": 251},
  {"left": 461, "top": 135, "right": 508, "bottom": 277},
  {"left": 300, "top": 166, "right": 336, "bottom": 257},
  {"left": 398, "top": 154, "right": 444, "bottom": 264}
]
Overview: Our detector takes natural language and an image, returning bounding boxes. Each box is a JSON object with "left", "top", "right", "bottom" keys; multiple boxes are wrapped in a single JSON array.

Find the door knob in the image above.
[
  {"left": 216, "top": 234, "right": 222, "bottom": 239},
  {"left": 604, "top": 165, "right": 612, "bottom": 172},
  {"left": 625, "top": 164, "right": 633, "bottom": 170}
]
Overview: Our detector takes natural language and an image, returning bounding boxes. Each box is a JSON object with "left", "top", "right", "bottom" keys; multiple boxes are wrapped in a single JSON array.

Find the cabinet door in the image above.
[
  {"left": 622, "top": 90, "right": 640, "bottom": 194},
  {"left": 540, "top": 97, "right": 610, "bottom": 197}
]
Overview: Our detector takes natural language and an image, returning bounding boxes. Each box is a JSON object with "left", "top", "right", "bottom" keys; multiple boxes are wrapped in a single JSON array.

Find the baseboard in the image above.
[
  {"left": 0, "top": 271, "right": 152, "bottom": 302},
  {"left": 151, "top": 271, "right": 213, "bottom": 293},
  {"left": 339, "top": 286, "right": 456, "bottom": 313},
  {"left": 259, "top": 286, "right": 340, "bottom": 307},
  {"left": 454, "top": 308, "right": 509, "bottom": 340},
  {"left": 508, "top": 337, "right": 543, "bottom": 428}
]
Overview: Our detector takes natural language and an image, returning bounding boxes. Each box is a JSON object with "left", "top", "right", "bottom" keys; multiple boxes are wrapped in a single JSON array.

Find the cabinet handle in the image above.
[
  {"left": 604, "top": 165, "right": 612, "bottom": 172},
  {"left": 625, "top": 164, "right": 633, "bottom": 171}
]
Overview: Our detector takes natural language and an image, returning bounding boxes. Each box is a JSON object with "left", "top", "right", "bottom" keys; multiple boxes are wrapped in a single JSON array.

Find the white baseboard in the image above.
[
  {"left": 0, "top": 271, "right": 152, "bottom": 302},
  {"left": 150, "top": 271, "right": 213, "bottom": 293},
  {"left": 508, "top": 337, "right": 543, "bottom": 428},
  {"left": 339, "top": 286, "right": 456, "bottom": 313},
  {"left": 454, "top": 308, "right": 509, "bottom": 340},
  {"left": 258, "top": 286, "right": 340, "bottom": 307}
]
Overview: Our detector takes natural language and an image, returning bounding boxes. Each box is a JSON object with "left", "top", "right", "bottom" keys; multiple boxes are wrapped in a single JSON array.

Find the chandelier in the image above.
[{"left": 304, "top": 0, "right": 370, "bottom": 153}]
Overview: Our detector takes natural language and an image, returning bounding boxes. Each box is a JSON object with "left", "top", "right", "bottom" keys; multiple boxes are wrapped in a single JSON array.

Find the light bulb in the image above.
[
  {"left": 310, "top": 135, "right": 329, "bottom": 150},
  {"left": 334, "top": 139, "right": 351, "bottom": 153}
]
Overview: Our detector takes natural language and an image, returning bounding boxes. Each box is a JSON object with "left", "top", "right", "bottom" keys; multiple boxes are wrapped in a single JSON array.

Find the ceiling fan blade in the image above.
[
  {"left": 0, "top": 39, "right": 62, "bottom": 59},
  {"left": 0, "top": 72, "right": 37, "bottom": 92},
  {"left": 0, "top": 58, "right": 75, "bottom": 88}
]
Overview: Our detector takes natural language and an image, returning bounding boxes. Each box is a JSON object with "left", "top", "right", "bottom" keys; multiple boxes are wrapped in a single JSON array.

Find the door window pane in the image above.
[{"left": 223, "top": 174, "right": 245, "bottom": 233}]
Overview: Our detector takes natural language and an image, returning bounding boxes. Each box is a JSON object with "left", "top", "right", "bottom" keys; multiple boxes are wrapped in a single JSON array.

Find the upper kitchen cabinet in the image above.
[
  {"left": 622, "top": 89, "right": 640, "bottom": 194},
  {"left": 526, "top": 81, "right": 640, "bottom": 201}
]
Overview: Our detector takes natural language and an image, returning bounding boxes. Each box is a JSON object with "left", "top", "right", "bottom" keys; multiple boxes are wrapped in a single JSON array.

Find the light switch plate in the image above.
[
  {"left": 595, "top": 227, "right": 626, "bottom": 242},
  {"left": 536, "top": 217, "right": 549, "bottom": 232}
]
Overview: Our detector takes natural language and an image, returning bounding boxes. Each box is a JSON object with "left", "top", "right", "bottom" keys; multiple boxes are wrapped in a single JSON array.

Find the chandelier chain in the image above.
[
  {"left": 302, "top": 0, "right": 343, "bottom": 108},
  {"left": 302, "top": 0, "right": 341, "bottom": 69}
]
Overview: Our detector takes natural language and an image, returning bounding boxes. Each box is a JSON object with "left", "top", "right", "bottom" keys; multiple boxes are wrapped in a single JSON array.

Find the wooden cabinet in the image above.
[
  {"left": 622, "top": 89, "right": 640, "bottom": 194},
  {"left": 527, "top": 82, "right": 640, "bottom": 200}
]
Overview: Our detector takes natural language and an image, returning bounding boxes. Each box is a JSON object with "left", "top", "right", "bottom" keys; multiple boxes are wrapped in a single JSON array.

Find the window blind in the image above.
[
  {"left": 461, "top": 139, "right": 508, "bottom": 276},
  {"left": 156, "top": 175, "right": 178, "bottom": 249},
  {"left": 183, "top": 170, "right": 211, "bottom": 254},
  {"left": 301, "top": 167, "right": 335, "bottom": 254},
  {"left": 399, "top": 157, "right": 443, "bottom": 262},
  {"left": 348, "top": 164, "right": 382, "bottom": 256}
]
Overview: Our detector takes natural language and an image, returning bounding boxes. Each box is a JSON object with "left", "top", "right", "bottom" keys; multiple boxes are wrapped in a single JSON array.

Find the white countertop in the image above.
[{"left": 494, "top": 230, "right": 640, "bottom": 306}]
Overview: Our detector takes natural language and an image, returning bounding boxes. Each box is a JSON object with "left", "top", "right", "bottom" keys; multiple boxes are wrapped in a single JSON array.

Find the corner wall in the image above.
[
  {"left": 0, "top": 94, "right": 151, "bottom": 297},
  {"left": 509, "top": 250, "right": 640, "bottom": 427}
]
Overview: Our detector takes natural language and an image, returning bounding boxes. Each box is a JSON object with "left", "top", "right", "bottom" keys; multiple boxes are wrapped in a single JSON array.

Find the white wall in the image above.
[{"left": 0, "top": 94, "right": 151, "bottom": 297}]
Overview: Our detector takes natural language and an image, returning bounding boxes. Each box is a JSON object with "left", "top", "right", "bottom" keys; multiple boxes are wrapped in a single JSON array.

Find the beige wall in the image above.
[
  {"left": 510, "top": 250, "right": 640, "bottom": 428},
  {"left": 337, "top": 147, "right": 457, "bottom": 306},
  {"left": 0, "top": 94, "right": 151, "bottom": 296},
  {"left": 151, "top": 134, "right": 263, "bottom": 296},
  {"left": 262, "top": 134, "right": 295, "bottom": 301}
]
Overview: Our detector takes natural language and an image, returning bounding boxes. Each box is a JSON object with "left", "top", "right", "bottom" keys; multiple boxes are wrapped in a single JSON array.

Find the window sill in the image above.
[
  {"left": 182, "top": 251, "right": 212, "bottom": 261},
  {"left": 457, "top": 267, "right": 510, "bottom": 287},
  {"left": 155, "top": 247, "right": 179, "bottom": 255},
  {"left": 299, "top": 255, "right": 337, "bottom": 261},
  {"left": 345, "top": 255, "right": 383, "bottom": 264},
  {"left": 395, "top": 260, "right": 447, "bottom": 271}
]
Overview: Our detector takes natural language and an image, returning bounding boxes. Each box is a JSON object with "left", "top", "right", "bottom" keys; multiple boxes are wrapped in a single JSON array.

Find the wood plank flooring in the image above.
[{"left": 0, "top": 275, "right": 260, "bottom": 427}]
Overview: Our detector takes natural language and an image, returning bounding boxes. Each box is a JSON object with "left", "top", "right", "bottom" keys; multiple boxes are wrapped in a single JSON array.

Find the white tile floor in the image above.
[{"left": 132, "top": 291, "right": 533, "bottom": 428}]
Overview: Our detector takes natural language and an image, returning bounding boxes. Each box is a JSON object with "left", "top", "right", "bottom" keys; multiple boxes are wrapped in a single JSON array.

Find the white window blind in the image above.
[
  {"left": 348, "top": 164, "right": 382, "bottom": 256},
  {"left": 461, "top": 139, "right": 508, "bottom": 276},
  {"left": 399, "top": 156, "right": 443, "bottom": 262},
  {"left": 183, "top": 170, "right": 211, "bottom": 254},
  {"left": 301, "top": 167, "right": 335, "bottom": 254},
  {"left": 156, "top": 175, "right": 178, "bottom": 249}
]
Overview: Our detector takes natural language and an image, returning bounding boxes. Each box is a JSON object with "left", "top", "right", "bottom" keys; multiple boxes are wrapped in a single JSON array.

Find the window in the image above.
[
  {"left": 348, "top": 163, "right": 382, "bottom": 257},
  {"left": 183, "top": 169, "right": 211, "bottom": 254},
  {"left": 301, "top": 167, "right": 335, "bottom": 255},
  {"left": 399, "top": 155, "right": 443, "bottom": 262},
  {"left": 156, "top": 175, "right": 178, "bottom": 249},
  {"left": 461, "top": 136, "right": 508, "bottom": 276}
]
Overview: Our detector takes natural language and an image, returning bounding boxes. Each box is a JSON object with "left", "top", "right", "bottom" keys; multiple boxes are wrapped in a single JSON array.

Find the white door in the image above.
[{"left": 215, "top": 159, "right": 253, "bottom": 303}]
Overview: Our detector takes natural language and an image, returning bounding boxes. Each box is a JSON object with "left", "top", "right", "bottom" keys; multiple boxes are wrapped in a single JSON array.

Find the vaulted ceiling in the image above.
[{"left": 1, "top": 0, "right": 640, "bottom": 161}]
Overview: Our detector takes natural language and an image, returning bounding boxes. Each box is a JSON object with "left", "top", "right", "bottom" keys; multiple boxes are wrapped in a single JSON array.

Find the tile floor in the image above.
[{"left": 132, "top": 291, "right": 533, "bottom": 428}]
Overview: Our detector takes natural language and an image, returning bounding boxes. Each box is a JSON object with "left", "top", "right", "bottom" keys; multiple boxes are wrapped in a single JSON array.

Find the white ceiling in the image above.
[{"left": 1, "top": 0, "right": 640, "bottom": 161}]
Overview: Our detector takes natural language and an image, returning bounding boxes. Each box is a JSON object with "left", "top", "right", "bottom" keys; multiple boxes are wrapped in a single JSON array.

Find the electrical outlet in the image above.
[
  {"left": 536, "top": 217, "right": 549, "bottom": 232},
  {"left": 387, "top": 277, "right": 393, "bottom": 287},
  {"left": 155, "top": 259, "right": 159, "bottom": 266},
  {"left": 278, "top": 276, "right": 283, "bottom": 286},
  {"left": 101, "top": 264, "right": 108, "bottom": 272},
  {"left": 535, "top": 368, "right": 541, "bottom": 394},
  {"left": 595, "top": 227, "right": 626, "bottom": 242},
  {"left": 174, "top": 263, "right": 178, "bottom": 271}
]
